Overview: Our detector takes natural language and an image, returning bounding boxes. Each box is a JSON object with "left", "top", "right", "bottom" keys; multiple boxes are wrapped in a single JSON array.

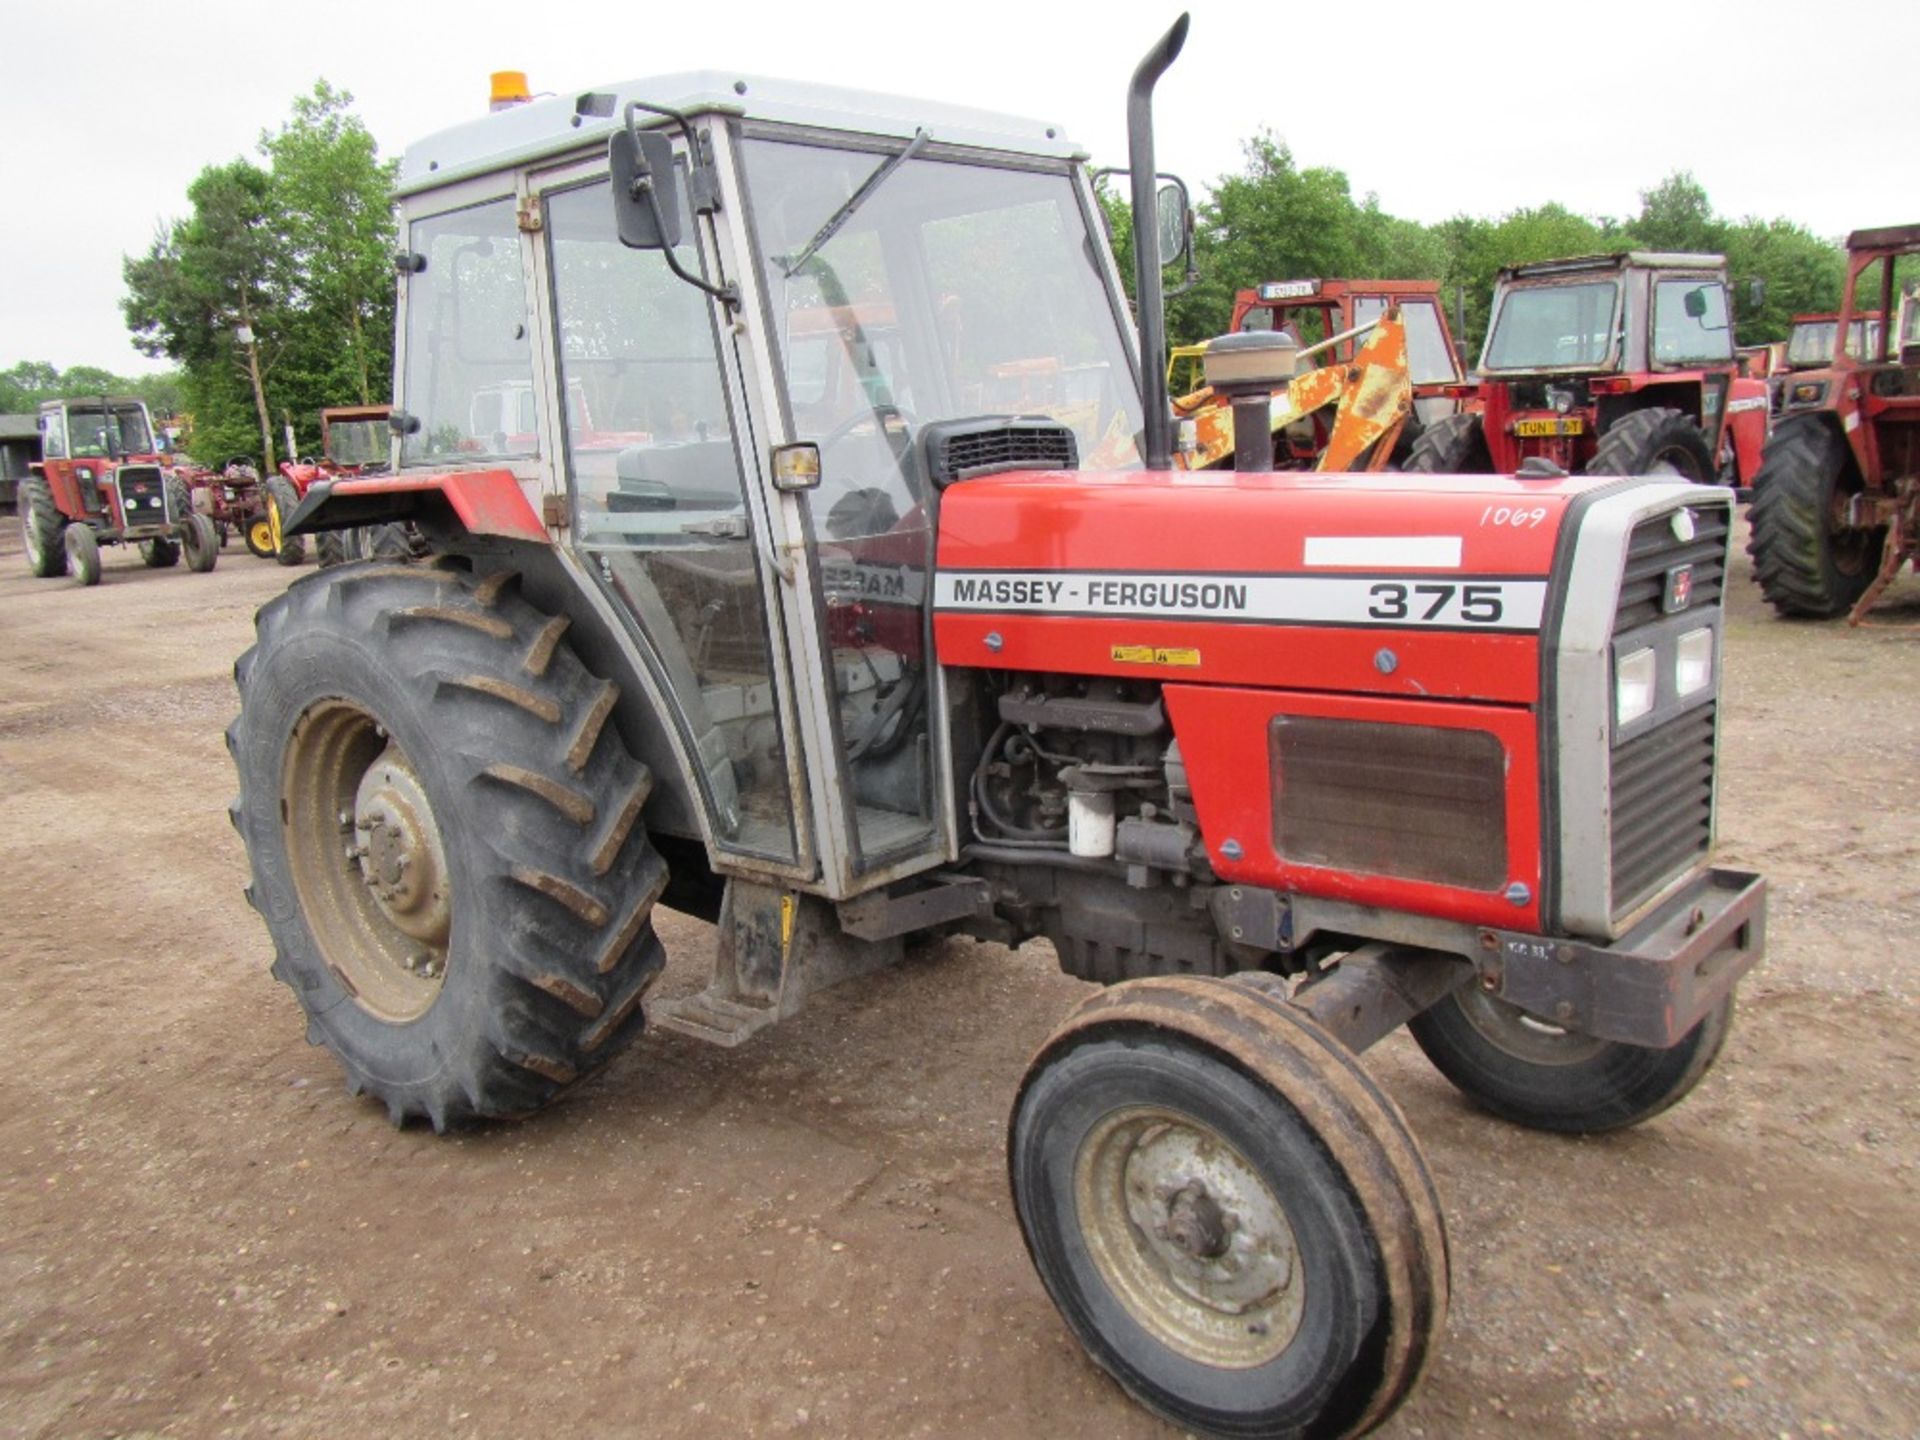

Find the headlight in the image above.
[
  {"left": 1616, "top": 647, "right": 1657, "bottom": 726},
  {"left": 1788, "top": 380, "right": 1828, "bottom": 407},
  {"left": 77, "top": 466, "right": 95, "bottom": 481},
  {"left": 1675, "top": 627, "right": 1714, "bottom": 697}
]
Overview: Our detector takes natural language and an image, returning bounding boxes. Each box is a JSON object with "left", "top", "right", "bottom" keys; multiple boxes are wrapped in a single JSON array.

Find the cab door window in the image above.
[{"left": 546, "top": 173, "right": 798, "bottom": 863}]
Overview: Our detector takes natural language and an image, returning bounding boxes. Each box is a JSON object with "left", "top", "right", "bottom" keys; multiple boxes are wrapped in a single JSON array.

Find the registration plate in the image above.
[{"left": 1514, "top": 416, "right": 1585, "bottom": 437}]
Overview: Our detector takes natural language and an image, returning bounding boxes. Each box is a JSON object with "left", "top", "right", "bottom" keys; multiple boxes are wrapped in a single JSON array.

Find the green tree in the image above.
[
  {"left": 259, "top": 81, "right": 399, "bottom": 408},
  {"left": 123, "top": 158, "right": 287, "bottom": 465}
]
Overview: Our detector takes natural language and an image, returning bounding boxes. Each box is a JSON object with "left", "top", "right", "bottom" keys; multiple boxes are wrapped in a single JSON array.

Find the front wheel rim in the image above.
[
  {"left": 249, "top": 518, "right": 274, "bottom": 553},
  {"left": 1454, "top": 988, "right": 1608, "bottom": 1065},
  {"left": 1074, "top": 1105, "right": 1306, "bottom": 1368},
  {"left": 282, "top": 699, "right": 452, "bottom": 1022}
]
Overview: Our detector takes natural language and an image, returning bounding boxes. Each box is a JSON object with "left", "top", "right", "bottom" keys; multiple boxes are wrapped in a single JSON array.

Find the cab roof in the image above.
[
  {"left": 1498, "top": 251, "right": 1725, "bottom": 281},
  {"left": 397, "top": 72, "right": 1082, "bottom": 197}
]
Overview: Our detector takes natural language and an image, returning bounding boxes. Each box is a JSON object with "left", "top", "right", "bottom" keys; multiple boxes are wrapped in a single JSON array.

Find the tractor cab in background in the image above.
[{"left": 1407, "top": 252, "right": 1769, "bottom": 490}]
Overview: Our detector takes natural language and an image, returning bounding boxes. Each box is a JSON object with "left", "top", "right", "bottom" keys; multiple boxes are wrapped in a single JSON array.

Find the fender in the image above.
[{"left": 282, "top": 468, "right": 547, "bottom": 543}]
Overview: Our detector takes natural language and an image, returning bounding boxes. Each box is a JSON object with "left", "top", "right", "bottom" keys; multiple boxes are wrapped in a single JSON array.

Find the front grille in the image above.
[
  {"left": 1271, "top": 716, "right": 1507, "bottom": 891},
  {"left": 115, "top": 466, "right": 169, "bottom": 525},
  {"left": 1610, "top": 701, "right": 1716, "bottom": 914},
  {"left": 1613, "top": 504, "right": 1728, "bottom": 635},
  {"left": 922, "top": 418, "right": 1077, "bottom": 489}
]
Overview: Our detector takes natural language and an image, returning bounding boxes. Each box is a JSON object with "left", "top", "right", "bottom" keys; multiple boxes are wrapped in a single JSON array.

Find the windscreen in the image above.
[
  {"left": 64, "top": 404, "right": 152, "bottom": 457},
  {"left": 1482, "top": 280, "right": 1618, "bottom": 370},
  {"left": 742, "top": 137, "right": 1144, "bottom": 509},
  {"left": 326, "top": 419, "right": 389, "bottom": 467}
]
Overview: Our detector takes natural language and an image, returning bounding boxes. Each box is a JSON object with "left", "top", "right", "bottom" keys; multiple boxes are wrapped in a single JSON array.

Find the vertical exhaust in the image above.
[{"left": 1127, "top": 13, "right": 1189, "bottom": 472}]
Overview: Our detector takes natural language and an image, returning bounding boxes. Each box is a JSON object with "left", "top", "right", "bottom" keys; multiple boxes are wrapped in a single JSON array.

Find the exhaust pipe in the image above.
[{"left": 1127, "top": 13, "right": 1189, "bottom": 472}]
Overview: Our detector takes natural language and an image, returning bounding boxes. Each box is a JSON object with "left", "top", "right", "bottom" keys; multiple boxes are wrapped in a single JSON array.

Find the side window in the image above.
[
  {"left": 1399, "top": 302, "right": 1461, "bottom": 385},
  {"left": 40, "top": 412, "right": 65, "bottom": 459},
  {"left": 397, "top": 198, "right": 537, "bottom": 464},
  {"left": 1653, "top": 280, "right": 1734, "bottom": 365}
]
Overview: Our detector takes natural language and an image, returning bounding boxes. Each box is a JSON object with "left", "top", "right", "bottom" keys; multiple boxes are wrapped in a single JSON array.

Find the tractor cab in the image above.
[
  {"left": 350, "top": 75, "right": 1145, "bottom": 890},
  {"left": 1231, "top": 278, "right": 1464, "bottom": 423},
  {"left": 321, "top": 405, "right": 394, "bottom": 471},
  {"left": 1784, "top": 310, "right": 1884, "bottom": 370},
  {"left": 1407, "top": 252, "right": 1768, "bottom": 488}
]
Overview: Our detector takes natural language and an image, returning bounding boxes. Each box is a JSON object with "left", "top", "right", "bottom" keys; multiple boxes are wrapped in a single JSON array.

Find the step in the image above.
[{"left": 650, "top": 989, "right": 778, "bottom": 1048}]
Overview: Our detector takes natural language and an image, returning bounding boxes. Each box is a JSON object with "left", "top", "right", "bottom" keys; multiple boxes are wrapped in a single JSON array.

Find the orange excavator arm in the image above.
[{"left": 1172, "top": 309, "right": 1413, "bottom": 472}]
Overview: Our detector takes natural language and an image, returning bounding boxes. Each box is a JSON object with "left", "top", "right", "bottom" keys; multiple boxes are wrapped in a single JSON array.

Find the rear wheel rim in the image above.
[
  {"left": 249, "top": 517, "right": 274, "bottom": 554},
  {"left": 282, "top": 700, "right": 452, "bottom": 1022},
  {"left": 1074, "top": 1104, "right": 1306, "bottom": 1368},
  {"left": 22, "top": 501, "right": 43, "bottom": 566}
]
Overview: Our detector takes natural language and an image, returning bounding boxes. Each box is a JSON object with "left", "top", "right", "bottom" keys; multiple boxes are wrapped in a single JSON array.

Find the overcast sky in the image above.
[{"left": 3, "top": 0, "right": 1913, "bottom": 376}]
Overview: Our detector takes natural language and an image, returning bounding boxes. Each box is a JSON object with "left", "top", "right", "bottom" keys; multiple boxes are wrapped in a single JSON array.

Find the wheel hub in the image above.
[
  {"left": 1077, "top": 1106, "right": 1305, "bottom": 1367},
  {"left": 351, "top": 752, "right": 451, "bottom": 948}
]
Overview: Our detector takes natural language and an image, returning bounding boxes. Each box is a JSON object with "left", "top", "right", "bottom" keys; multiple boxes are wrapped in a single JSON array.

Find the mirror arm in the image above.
[
  {"left": 621, "top": 103, "right": 739, "bottom": 313},
  {"left": 625, "top": 99, "right": 722, "bottom": 215}
]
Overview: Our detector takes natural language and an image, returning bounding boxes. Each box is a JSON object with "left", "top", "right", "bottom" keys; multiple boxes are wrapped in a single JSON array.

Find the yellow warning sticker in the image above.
[{"left": 1112, "top": 645, "right": 1202, "bottom": 667}]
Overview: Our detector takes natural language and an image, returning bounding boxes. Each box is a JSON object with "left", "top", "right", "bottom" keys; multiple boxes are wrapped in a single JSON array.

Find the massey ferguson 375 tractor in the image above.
[
  {"left": 1749, "top": 224, "right": 1920, "bottom": 621},
  {"left": 1406, "top": 251, "right": 1769, "bottom": 491},
  {"left": 18, "top": 396, "right": 219, "bottom": 585},
  {"left": 232, "top": 18, "right": 1766, "bottom": 1436}
]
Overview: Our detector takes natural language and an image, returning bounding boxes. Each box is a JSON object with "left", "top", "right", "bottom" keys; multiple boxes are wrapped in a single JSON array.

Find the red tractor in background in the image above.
[
  {"left": 16, "top": 396, "right": 219, "bottom": 585},
  {"left": 1406, "top": 252, "right": 1770, "bottom": 491},
  {"left": 1749, "top": 224, "right": 1920, "bottom": 620},
  {"left": 271, "top": 404, "right": 397, "bottom": 566}
]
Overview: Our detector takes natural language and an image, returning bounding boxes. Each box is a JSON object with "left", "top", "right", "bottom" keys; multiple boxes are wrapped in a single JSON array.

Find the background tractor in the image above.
[
  {"left": 1405, "top": 252, "right": 1770, "bottom": 490},
  {"left": 274, "top": 404, "right": 406, "bottom": 565},
  {"left": 231, "top": 19, "right": 1765, "bottom": 1437},
  {"left": 1748, "top": 224, "right": 1920, "bottom": 621},
  {"left": 17, "top": 396, "right": 219, "bottom": 585}
]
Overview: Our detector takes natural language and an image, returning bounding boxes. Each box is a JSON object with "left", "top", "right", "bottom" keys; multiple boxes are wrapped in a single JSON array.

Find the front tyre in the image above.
[
  {"left": 183, "top": 513, "right": 220, "bottom": 572},
  {"left": 19, "top": 475, "right": 68, "bottom": 578},
  {"left": 65, "top": 524, "right": 101, "bottom": 586},
  {"left": 1584, "top": 406, "right": 1714, "bottom": 482},
  {"left": 1012, "top": 977, "right": 1447, "bottom": 1439},
  {"left": 141, "top": 537, "right": 181, "bottom": 568},
  {"left": 1408, "top": 988, "right": 1733, "bottom": 1134},
  {"left": 229, "top": 560, "right": 668, "bottom": 1129}
]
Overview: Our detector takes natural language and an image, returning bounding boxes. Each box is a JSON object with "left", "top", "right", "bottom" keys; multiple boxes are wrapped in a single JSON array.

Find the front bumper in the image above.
[{"left": 1489, "top": 867, "right": 1765, "bottom": 1048}]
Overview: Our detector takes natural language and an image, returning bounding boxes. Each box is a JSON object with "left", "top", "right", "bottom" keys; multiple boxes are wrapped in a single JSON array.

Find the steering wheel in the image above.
[{"left": 818, "top": 403, "right": 917, "bottom": 453}]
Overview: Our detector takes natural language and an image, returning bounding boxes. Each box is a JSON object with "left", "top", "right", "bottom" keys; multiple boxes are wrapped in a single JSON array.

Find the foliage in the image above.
[
  {"left": 121, "top": 82, "right": 396, "bottom": 465},
  {"left": 0, "top": 361, "right": 184, "bottom": 420}
]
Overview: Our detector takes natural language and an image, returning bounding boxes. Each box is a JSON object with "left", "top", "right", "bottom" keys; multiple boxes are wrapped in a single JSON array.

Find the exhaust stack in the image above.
[{"left": 1127, "top": 13, "right": 1189, "bottom": 472}]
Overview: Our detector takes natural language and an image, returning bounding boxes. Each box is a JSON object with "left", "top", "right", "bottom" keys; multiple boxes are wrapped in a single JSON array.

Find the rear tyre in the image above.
[
  {"left": 1746, "top": 414, "right": 1883, "bottom": 618},
  {"left": 1584, "top": 406, "right": 1714, "bottom": 481},
  {"left": 315, "top": 528, "right": 356, "bottom": 568},
  {"left": 1011, "top": 977, "right": 1447, "bottom": 1439},
  {"left": 1398, "top": 412, "right": 1489, "bottom": 473},
  {"left": 360, "top": 523, "right": 417, "bottom": 561},
  {"left": 19, "top": 475, "right": 68, "bottom": 578},
  {"left": 229, "top": 560, "right": 667, "bottom": 1130},
  {"left": 183, "top": 513, "right": 219, "bottom": 573},
  {"left": 1408, "top": 988, "right": 1733, "bottom": 1134},
  {"left": 265, "top": 475, "right": 307, "bottom": 566},
  {"left": 65, "top": 524, "right": 101, "bottom": 586},
  {"left": 141, "top": 536, "right": 181, "bottom": 568}
]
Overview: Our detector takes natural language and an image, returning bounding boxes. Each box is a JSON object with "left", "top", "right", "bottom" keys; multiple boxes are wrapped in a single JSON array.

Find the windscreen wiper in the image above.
[{"left": 780, "top": 129, "right": 929, "bottom": 277}]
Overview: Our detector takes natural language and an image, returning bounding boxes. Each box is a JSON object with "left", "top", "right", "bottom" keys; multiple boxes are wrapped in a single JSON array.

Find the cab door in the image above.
[{"left": 534, "top": 147, "right": 814, "bottom": 875}]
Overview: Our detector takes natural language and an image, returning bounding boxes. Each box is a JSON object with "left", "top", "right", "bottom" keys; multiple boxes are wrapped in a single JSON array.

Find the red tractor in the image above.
[
  {"left": 271, "top": 404, "right": 397, "bottom": 565},
  {"left": 1748, "top": 224, "right": 1920, "bottom": 620},
  {"left": 233, "top": 21, "right": 1765, "bottom": 1437},
  {"left": 16, "top": 396, "right": 219, "bottom": 585},
  {"left": 1407, "top": 251, "right": 1770, "bottom": 491}
]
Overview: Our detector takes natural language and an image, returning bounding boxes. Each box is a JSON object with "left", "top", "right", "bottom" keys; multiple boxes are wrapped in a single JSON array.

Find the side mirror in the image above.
[
  {"left": 1155, "top": 177, "right": 1190, "bottom": 270},
  {"left": 609, "top": 127, "right": 682, "bottom": 251},
  {"left": 1683, "top": 287, "right": 1708, "bottom": 320}
]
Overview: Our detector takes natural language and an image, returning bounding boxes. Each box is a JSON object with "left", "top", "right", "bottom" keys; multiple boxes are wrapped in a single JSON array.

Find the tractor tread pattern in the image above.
[
  {"left": 19, "top": 475, "right": 68, "bottom": 577},
  {"left": 1398, "top": 412, "right": 1489, "bottom": 473},
  {"left": 228, "top": 558, "right": 666, "bottom": 1131},
  {"left": 1583, "top": 406, "right": 1714, "bottom": 481},
  {"left": 1745, "top": 414, "right": 1879, "bottom": 618}
]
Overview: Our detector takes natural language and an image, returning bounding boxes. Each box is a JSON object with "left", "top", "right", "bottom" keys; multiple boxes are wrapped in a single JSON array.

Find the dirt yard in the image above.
[{"left": 0, "top": 522, "right": 1915, "bottom": 1440}]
